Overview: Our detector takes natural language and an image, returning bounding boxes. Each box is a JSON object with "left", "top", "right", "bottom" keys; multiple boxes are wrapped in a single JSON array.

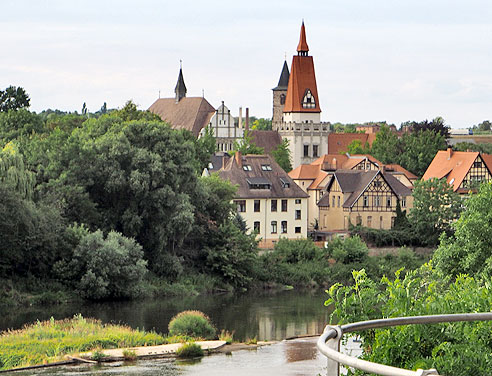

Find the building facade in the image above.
[
  {"left": 202, "top": 101, "right": 244, "bottom": 152},
  {"left": 218, "top": 152, "right": 309, "bottom": 248},
  {"left": 272, "top": 22, "right": 330, "bottom": 169}
]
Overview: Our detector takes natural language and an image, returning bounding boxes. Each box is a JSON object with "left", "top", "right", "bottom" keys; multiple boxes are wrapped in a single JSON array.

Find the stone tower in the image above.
[
  {"left": 272, "top": 60, "right": 290, "bottom": 125},
  {"left": 275, "top": 22, "right": 330, "bottom": 169}
]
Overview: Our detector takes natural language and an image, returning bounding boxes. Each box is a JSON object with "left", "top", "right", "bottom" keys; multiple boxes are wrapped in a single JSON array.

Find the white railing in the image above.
[{"left": 317, "top": 312, "right": 492, "bottom": 376}]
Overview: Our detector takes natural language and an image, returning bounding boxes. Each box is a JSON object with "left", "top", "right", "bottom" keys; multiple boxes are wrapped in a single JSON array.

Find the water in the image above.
[{"left": 0, "top": 289, "right": 335, "bottom": 375}]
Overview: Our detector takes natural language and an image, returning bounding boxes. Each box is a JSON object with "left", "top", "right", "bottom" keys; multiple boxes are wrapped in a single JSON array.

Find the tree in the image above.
[
  {"left": 0, "top": 86, "right": 30, "bottom": 112},
  {"left": 398, "top": 129, "right": 447, "bottom": 177},
  {"left": 370, "top": 124, "right": 400, "bottom": 164},
  {"left": 0, "top": 109, "right": 44, "bottom": 144},
  {"left": 231, "top": 130, "right": 264, "bottom": 155},
  {"left": 434, "top": 182, "right": 492, "bottom": 279},
  {"left": 404, "top": 117, "right": 450, "bottom": 138},
  {"left": 0, "top": 142, "right": 35, "bottom": 200},
  {"left": 408, "top": 178, "right": 462, "bottom": 245},
  {"left": 100, "top": 102, "right": 107, "bottom": 114},
  {"left": 251, "top": 118, "right": 272, "bottom": 131},
  {"left": 81, "top": 102, "right": 87, "bottom": 115},
  {"left": 345, "top": 139, "right": 369, "bottom": 155},
  {"left": 271, "top": 138, "right": 292, "bottom": 172}
]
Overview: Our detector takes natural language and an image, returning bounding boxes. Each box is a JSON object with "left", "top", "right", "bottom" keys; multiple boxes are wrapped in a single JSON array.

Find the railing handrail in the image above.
[{"left": 317, "top": 312, "right": 492, "bottom": 376}]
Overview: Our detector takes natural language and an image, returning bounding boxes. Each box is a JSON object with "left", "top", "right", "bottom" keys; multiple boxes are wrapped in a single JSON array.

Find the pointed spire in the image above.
[
  {"left": 175, "top": 63, "right": 187, "bottom": 103},
  {"left": 296, "top": 21, "right": 309, "bottom": 56},
  {"left": 273, "top": 60, "right": 290, "bottom": 91}
]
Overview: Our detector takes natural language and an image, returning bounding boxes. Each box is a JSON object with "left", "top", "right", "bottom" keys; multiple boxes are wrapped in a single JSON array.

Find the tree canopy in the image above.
[{"left": 0, "top": 86, "right": 30, "bottom": 112}]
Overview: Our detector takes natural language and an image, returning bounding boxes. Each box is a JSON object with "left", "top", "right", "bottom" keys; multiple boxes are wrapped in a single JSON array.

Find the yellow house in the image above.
[
  {"left": 317, "top": 170, "right": 413, "bottom": 233},
  {"left": 219, "top": 152, "right": 309, "bottom": 248}
]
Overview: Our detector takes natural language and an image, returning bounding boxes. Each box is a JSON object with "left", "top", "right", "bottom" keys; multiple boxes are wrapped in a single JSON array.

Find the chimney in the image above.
[
  {"left": 245, "top": 107, "right": 249, "bottom": 131},
  {"left": 235, "top": 151, "right": 242, "bottom": 167},
  {"left": 222, "top": 154, "right": 229, "bottom": 170},
  {"left": 239, "top": 107, "right": 242, "bottom": 129},
  {"left": 447, "top": 147, "right": 453, "bottom": 160},
  {"left": 332, "top": 158, "right": 337, "bottom": 169}
]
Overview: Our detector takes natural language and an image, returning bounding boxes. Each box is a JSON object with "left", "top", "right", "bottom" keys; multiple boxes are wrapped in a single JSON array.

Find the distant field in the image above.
[{"left": 449, "top": 135, "right": 492, "bottom": 144}]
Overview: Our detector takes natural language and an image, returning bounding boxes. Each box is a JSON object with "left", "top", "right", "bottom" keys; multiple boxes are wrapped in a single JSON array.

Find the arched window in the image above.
[{"left": 280, "top": 94, "right": 286, "bottom": 105}]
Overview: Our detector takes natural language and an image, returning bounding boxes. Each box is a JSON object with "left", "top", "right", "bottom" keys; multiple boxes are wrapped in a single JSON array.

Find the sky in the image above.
[{"left": 2, "top": 0, "right": 492, "bottom": 128}]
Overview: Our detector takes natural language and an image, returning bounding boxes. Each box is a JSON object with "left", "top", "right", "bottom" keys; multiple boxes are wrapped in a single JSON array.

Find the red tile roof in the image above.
[
  {"left": 327, "top": 133, "right": 376, "bottom": 155},
  {"left": 297, "top": 22, "right": 309, "bottom": 52}
]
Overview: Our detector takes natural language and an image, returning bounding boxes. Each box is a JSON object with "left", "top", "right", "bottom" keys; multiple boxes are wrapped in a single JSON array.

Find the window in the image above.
[
  {"left": 271, "top": 200, "right": 277, "bottom": 212},
  {"left": 313, "top": 145, "right": 319, "bottom": 158},
  {"left": 280, "top": 177, "right": 290, "bottom": 188},
  {"left": 254, "top": 221, "right": 260, "bottom": 232},
  {"left": 295, "top": 210, "right": 301, "bottom": 220},
  {"left": 295, "top": 199, "right": 301, "bottom": 204},
  {"left": 254, "top": 200, "right": 260, "bottom": 212},
  {"left": 374, "top": 180, "right": 382, "bottom": 188},
  {"left": 302, "top": 89, "right": 316, "bottom": 109},
  {"left": 473, "top": 161, "right": 482, "bottom": 168},
  {"left": 261, "top": 164, "right": 272, "bottom": 171},
  {"left": 356, "top": 215, "right": 362, "bottom": 226},
  {"left": 271, "top": 221, "right": 277, "bottom": 234},
  {"left": 374, "top": 196, "right": 381, "bottom": 207},
  {"left": 386, "top": 197, "right": 391, "bottom": 207},
  {"left": 332, "top": 195, "right": 335, "bottom": 208},
  {"left": 401, "top": 198, "right": 406, "bottom": 208},
  {"left": 281, "top": 221, "right": 287, "bottom": 233},
  {"left": 367, "top": 216, "right": 372, "bottom": 227},
  {"left": 280, "top": 94, "right": 286, "bottom": 105},
  {"left": 242, "top": 165, "right": 252, "bottom": 171},
  {"left": 303, "top": 145, "right": 309, "bottom": 157},
  {"left": 281, "top": 199, "right": 288, "bottom": 212},
  {"left": 295, "top": 226, "right": 301, "bottom": 234},
  {"left": 337, "top": 196, "right": 341, "bottom": 208},
  {"left": 363, "top": 196, "right": 369, "bottom": 207},
  {"left": 380, "top": 216, "right": 383, "bottom": 229},
  {"left": 235, "top": 200, "right": 246, "bottom": 212}
]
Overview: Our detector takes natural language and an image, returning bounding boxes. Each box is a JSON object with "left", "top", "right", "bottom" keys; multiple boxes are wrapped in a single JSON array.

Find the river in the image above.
[{"left": 1, "top": 289, "right": 336, "bottom": 375}]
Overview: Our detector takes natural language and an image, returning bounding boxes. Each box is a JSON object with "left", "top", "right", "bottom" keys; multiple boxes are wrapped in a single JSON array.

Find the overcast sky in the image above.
[{"left": 2, "top": 0, "right": 492, "bottom": 128}]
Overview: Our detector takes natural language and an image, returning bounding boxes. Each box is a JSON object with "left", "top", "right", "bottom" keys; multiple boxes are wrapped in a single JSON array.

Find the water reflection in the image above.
[{"left": 0, "top": 290, "right": 331, "bottom": 342}]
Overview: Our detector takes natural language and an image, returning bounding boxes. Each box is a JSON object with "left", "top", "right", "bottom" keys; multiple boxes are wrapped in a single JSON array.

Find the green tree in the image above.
[
  {"left": 404, "top": 117, "right": 450, "bottom": 138},
  {"left": 398, "top": 129, "right": 447, "bottom": 177},
  {"left": 434, "top": 182, "right": 492, "bottom": 279},
  {"left": 370, "top": 125, "right": 400, "bottom": 164},
  {"left": 345, "top": 139, "right": 370, "bottom": 155},
  {"left": 231, "top": 130, "right": 264, "bottom": 155},
  {"left": 0, "top": 142, "right": 35, "bottom": 200},
  {"left": 251, "top": 118, "right": 272, "bottom": 131},
  {"left": 112, "top": 100, "right": 161, "bottom": 122},
  {"left": 271, "top": 138, "right": 292, "bottom": 172},
  {"left": 0, "top": 109, "right": 44, "bottom": 144},
  {"left": 0, "top": 86, "right": 30, "bottom": 112},
  {"left": 408, "top": 178, "right": 462, "bottom": 245}
]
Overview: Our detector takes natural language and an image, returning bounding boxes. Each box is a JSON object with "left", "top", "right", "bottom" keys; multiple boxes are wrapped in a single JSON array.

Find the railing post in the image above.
[{"left": 325, "top": 325, "right": 342, "bottom": 376}]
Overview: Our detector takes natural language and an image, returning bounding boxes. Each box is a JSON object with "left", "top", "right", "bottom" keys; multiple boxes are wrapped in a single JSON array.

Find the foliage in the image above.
[
  {"left": 231, "top": 130, "right": 264, "bottom": 155},
  {"left": 350, "top": 225, "right": 423, "bottom": 247},
  {"left": 327, "top": 266, "right": 492, "bottom": 376},
  {"left": 272, "top": 238, "right": 323, "bottom": 263},
  {"left": 0, "top": 142, "right": 35, "bottom": 199},
  {"left": 219, "top": 329, "right": 234, "bottom": 344},
  {"left": 0, "top": 109, "right": 44, "bottom": 144},
  {"left": 345, "top": 139, "right": 370, "bottom": 155},
  {"left": 453, "top": 142, "right": 492, "bottom": 155},
  {"left": 326, "top": 235, "right": 369, "bottom": 264},
  {"left": 122, "top": 349, "right": 137, "bottom": 361},
  {"left": 196, "top": 126, "right": 217, "bottom": 170},
  {"left": 56, "top": 230, "right": 148, "bottom": 300},
  {"left": 369, "top": 125, "right": 400, "bottom": 164},
  {"left": 0, "top": 314, "right": 166, "bottom": 370},
  {"left": 271, "top": 138, "right": 292, "bottom": 172},
  {"left": 398, "top": 129, "right": 447, "bottom": 177},
  {"left": 251, "top": 118, "right": 272, "bottom": 131},
  {"left": 403, "top": 116, "right": 450, "bottom": 138},
  {"left": 433, "top": 182, "right": 492, "bottom": 279},
  {"left": 111, "top": 100, "right": 162, "bottom": 122},
  {"left": 168, "top": 310, "right": 216, "bottom": 339},
  {"left": 0, "top": 86, "right": 30, "bottom": 112},
  {"left": 176, "top": 342, "right": 204, "bottom": 358},
  {"left": 408, "top": 178, "right": 462, "bottom": 245},
  {"left": 472, "top": 120, "right": 491, "bottom": 132}
]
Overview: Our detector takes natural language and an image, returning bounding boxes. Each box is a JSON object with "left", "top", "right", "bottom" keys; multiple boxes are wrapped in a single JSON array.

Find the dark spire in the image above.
[
  {"left": 175, "top": 63, "right": 187, "bottom": 103},
  {"left": 297, "top": 21, "right": 309, "bottom": 56},
  {"left": 273, "top": 60, "right": 290, "bottom": 91}
]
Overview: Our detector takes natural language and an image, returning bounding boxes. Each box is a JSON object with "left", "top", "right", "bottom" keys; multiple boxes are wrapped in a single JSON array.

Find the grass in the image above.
[
  {"left": 0, "top": 314, "right": 168, "bottom": 370},
  {"left": 175, "top": 342, "right": 204, "bottom": 358},
  {"left": 245, "top": 336, "right": 257, "bottom": 345},
  {"left": 219, "top": 329, "right": 234, "bottom": 344}
]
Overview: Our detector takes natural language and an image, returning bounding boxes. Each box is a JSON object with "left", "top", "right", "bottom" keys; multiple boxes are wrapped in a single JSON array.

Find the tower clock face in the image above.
[{"left": 302, "top": 89, "right": 315, "bottom": 109}]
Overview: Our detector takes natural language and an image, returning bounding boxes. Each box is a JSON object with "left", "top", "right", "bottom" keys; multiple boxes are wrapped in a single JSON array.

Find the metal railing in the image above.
[{"left": 317, "top": 312, "right": 492, "bottom": 376}]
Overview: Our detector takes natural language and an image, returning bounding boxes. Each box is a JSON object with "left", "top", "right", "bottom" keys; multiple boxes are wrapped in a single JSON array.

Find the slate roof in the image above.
[
  {"left": 422, "top": 149, "right": 492, "bottom": 191},
  {"left": 219, "top": 153, "right": 308, "bottom": 199},
  {"left": 318, "top": 170, "right": 412, "bottom": 208},
  {"left": 148, "top": 97, "right": 215, "bottom": 137},
  {"left": 273, "top": 60, "right": 290, "bottom": 91},
  {"left": 250, "top": 130, "right": 282, "bottom": 154}
]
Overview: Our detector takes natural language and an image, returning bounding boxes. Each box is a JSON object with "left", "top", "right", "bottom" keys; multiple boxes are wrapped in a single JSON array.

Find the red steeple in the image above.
[{"left": 296, "top": 21, "right": 309, "bottom": 56}]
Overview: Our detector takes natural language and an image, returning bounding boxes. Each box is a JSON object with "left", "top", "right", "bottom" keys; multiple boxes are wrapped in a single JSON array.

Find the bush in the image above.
[
  {"left": 272, "top": 238, "right": 323, "bottom": 263},
  {"left": 176, "top": 342, "right": 203, "bottom": 358},
  {"left": 62, "top": 230, "right": 148, "bottom": 300},
  {"left": 168, "top": 310, "right": 216, "bottom": 339},
  {"left": 327, "top": 235, "right": 368, "bottom": 264}
]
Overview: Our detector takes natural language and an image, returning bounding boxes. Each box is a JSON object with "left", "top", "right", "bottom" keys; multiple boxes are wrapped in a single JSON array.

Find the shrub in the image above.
[
  {"left": 122, "top": 349, "right": 137, "bottom": 361},
  {"left": 273, "top": 238, "right": 323, "bottom": 263},
  {"left": 176, "top": 342, "right": 203, "bottom": 358},
  {"left": 62, "top": 230, "right": 148, "bottom": 300},
  {"left": 327, "top": 235, "right": 368, "bottom": 264},
  {"left": 168, "top": 310, "right": 216, "bottom": 339}
]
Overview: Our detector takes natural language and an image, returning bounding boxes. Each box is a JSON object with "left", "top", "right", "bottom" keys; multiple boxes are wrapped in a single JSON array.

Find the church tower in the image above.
[
  {"left": 272, "top": 60, "right": 289, "bottom": 125},
  {"left": 175, "top": 67, "right": 187, "bottom": 103},
  {"left": 275, "top": 22, "right": 330, "bottom": 169}
]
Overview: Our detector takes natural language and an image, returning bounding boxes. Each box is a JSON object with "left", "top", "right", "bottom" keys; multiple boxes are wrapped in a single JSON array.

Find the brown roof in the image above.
[
  {"left": 148, "top": 97, "right": 215, "bottom": 137},
  {"left": 422, "top": 149, "right": 492, "bottom": 191},
  {"left": 250, "top": 130, "right": 282, "bottom": 154},
  {"left": 219, "top": 153, "right": 308, "bottom": 199},
  {"left": 327, "top": 133, "right": 376, "bottom": 155},
  {"left": 297, "top": 22, "right": 309, "bottom": 52},
  {"left": 318, "top": 170, "right": 412, "bottom": 208},
  {"left": 383, "top": 164, "right": 418, "bottom": 180},
  {"left": 289, "top": 164, "right": 321, "bottom": 180}
]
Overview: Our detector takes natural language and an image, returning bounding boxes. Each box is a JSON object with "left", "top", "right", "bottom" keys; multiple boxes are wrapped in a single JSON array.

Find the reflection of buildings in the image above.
[{"left": 257, "top": 313, "right": 326, "bottom": 341}]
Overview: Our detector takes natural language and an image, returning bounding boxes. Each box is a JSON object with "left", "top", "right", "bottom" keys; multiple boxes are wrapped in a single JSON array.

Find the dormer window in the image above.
[
  {"left": 261, "top": 165, "right": 272, "bottom": 171},
  {"left": 247, "top": 177, "right": 271, "bottom": 190},
  {"left": 242, "top": 165, "right": 252, "bottom": 171},
  {"left": 302, "top": 89, "right": 316, "bottom": 109},
  {"left": 280, "top": 177, "right": 290, "bottom": 188}
]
